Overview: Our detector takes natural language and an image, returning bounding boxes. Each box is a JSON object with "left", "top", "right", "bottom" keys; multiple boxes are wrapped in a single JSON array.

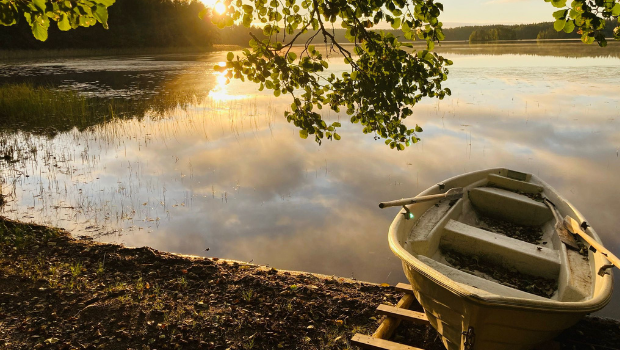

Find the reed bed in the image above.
[{"left": 0, "top": 83, "right": 208, "bottom": 135}]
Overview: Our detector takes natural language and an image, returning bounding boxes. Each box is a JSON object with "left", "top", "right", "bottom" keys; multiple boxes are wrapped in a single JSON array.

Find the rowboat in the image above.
[{"left": 385, "top": 168, "right": 614, "bottom": 350}]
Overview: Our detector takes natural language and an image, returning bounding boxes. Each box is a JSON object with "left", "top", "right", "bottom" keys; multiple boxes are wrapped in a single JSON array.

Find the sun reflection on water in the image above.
[{"left": 208, "top": 62, "right": 248, "bottom": 101}]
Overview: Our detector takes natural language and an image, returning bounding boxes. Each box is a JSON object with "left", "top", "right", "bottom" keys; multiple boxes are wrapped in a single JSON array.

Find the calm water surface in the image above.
[{"left": 1, "top": 42, "right": 619, "bottom": 318}]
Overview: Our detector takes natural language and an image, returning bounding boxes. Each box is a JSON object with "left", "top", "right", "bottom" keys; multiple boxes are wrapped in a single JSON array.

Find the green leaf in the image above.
[
  {"left": 569, "top": 9, "right": 579, "bottom": 18},
  {"left": 93, "top": 4, "right": 109, "bottom": 29},
  {"left": 613, "top": 4, "right": 620, "bottom": 16},
  {"left": 299, "top": 130, "right": 308, "bottom": 139},
  {"left": 227, "top": 52, "right": 234, "bottom": 61},
  {"left": 334, "top": 133, "right": 341, "bottom": 141},
  {"left": 553, "top": 19, "right": 566, "bottom": 31},
  {"left": 33, "top": 0, "right": 47, "bottom": 12},
  {"left": 391, "top": 17, "right": 401, "bottom": 29},
  {"left": 57, "top": 13, "right": 71, "bottom": 31},
  {"left": 31, "top": 14, "right": 49, "bottom": 41},
  {"left": 550, "top": 0, "right": 567, "bottom": 8},
  {"left": 563, "top": 20, "right": 575, "bottom": 33},
  {"left": 552, "top": 9, "right": 567, "bottom": 20}
]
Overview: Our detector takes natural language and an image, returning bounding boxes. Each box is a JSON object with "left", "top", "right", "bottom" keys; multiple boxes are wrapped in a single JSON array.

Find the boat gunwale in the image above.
[{"left": 388, "top": 167, "right": 614, "bottom": 313}]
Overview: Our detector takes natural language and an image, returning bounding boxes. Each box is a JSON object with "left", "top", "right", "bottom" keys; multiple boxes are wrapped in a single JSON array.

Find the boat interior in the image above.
[{"left": 405, "top": 170, "right": 594, "bottom": 303}]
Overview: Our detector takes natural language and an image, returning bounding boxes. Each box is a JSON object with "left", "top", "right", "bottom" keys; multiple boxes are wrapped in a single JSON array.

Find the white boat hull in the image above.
[{"left": 388, "top": 168, "right": 613, "bottom": 350}]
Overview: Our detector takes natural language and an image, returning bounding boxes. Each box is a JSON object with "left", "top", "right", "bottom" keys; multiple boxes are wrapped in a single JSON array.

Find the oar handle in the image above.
[
  {"left": 379, "top": 188, "right": 464, "bottom": 209},
  {"left": 379, "top": 193, "right": 447, "bottom": 208}
]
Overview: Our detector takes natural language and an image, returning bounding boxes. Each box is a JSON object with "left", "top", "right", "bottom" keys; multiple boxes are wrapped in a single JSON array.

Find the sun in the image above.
[
  {"left": 200, "top": 0, "right": 226, "bottom": 15},
  {"left": 214, "top": 2, "right": 226, "bottom": 14}
]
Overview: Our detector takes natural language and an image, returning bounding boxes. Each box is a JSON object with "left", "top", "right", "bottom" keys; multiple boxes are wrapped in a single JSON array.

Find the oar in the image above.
[
  {"left": 543, "top": 198, "right": 580, "bottom": 250},
  {"left": 563, "top": 215, "right": 620, "bottom": 276},
  {"left": 379, "top": 187, "right": 464, "bottom": 209}
]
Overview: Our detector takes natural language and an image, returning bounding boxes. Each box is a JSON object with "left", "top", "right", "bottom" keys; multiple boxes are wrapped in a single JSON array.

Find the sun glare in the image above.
[
  {"left": 200, "top": 0, "right": 226, "bottom": 14},
  {"left": 214, "top": 2, "right": 226, "bottom": 14}
]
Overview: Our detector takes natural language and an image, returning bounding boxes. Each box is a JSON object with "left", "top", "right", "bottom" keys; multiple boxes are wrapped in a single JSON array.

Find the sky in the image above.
[
  {"left": 439, "top": 0, "right": 556, "bottom": 27},
  {"left": 200, "top": 0, "right": 559, "bottom": 28}
]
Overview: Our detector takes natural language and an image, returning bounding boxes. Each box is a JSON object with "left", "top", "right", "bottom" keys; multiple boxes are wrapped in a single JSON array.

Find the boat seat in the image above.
[
  {"left": 417, "top": 255, "right": 550, "bottom": 301},
  {"left": 469, "top": 187, "right": 552, "bottom": 226},
  {"left": 440, "top": 220, "right": 560, "bottom": 279},
  {"left": 487, "top": 174, "right": 544, "bottom": 194}
]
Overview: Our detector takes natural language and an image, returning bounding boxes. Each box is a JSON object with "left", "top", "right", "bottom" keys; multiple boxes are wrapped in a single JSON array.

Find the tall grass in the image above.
[
  {"left": 1, "top": 84, "right": 93, "bottom": 129},
  {"left": 0, "top": 83, "right": 207, "bottom": 135}
]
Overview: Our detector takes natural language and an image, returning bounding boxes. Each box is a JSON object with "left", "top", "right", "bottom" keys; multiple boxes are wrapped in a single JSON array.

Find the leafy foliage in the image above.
[
  {"left": 545, "top": 0, "right": 620, "bottom": 46},
  {"left": 211, "top": 0, "right": 452, "bottom": 150},
  {"left": 0, "top": 0, "right": 114, "bottom": 41}
]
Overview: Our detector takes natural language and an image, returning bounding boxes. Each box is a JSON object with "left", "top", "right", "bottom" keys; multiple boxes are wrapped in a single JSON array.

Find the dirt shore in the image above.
[{"left": 0, "top": 217, "right": 618, "bottom": 350}]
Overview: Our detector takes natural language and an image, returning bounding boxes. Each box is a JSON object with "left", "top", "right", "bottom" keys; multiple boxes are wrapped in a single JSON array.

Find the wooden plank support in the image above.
[
  {"left": 351, "top": 334, "right": 425, "bottom": 350},
  {"left": 376, "top": 305, "right": 429, "bottom": 326},
  {"left": 372, "top": 294, "right": 416, "bottom": 339},
  {"left": 394, "top": 283, "right": 414, "bottom": 294}
]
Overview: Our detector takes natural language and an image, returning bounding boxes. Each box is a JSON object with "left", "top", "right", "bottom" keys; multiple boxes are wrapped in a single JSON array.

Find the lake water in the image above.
[{"left": 1, "top": 41, "right": 619, "bottom": 318}]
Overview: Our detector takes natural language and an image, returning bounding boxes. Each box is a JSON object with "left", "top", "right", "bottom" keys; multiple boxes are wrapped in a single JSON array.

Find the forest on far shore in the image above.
[
  {"left": 0, "top": 0, "right": 263, "bottom": 50},
  {"left": 460, "top": 22, "right": 616, "bottom": 43},
  {"left": 1, "top": 0, "right": 616, "bottom": 51}
]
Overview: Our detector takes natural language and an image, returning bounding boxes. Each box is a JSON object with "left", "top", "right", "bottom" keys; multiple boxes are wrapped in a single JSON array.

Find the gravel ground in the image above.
[{"left": 0, "top": 217, "right": 618, "bottom": 350}]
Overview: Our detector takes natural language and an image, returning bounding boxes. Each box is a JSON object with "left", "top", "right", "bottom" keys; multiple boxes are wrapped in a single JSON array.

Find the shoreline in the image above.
[
  {"left": 0, "top": 45, "right": 244, "bottom": 61},
  {"left": 0, "top": 216, "right": 618, "bottom": 349}
]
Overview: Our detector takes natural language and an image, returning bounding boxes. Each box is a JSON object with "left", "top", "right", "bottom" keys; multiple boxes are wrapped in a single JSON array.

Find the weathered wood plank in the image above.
[
  {"left": 351, "top": 334, "right": 425, "bottom": 350},
  {"left": 376, "top": 304, "right": 429, "bottom": 325},
  {"left": 372, "top": 294, "right": 416, "bottom": 340},
  {"left": 394, "top": 283, "right": 414, "bottom": 294}
]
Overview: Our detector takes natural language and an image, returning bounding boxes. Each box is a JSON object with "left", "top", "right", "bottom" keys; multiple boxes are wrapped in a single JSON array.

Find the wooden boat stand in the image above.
[
  {"left": 351, "top": 283, "right": 430, "bottom": 350},
  {"left": 351, "top": 283, "right": 562, "bottom": 350}
]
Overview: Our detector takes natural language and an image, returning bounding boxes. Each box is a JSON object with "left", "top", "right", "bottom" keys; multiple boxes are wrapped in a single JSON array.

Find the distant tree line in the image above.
[
  {"left": 236, "top": 21, "right": 618, "bottom": 49},
  {"left": 443, "top": 22, "right": 616, "bottom": 43},
  {"left": 468, "top": 27, "right": 517, "bottom": 42},
  {"left": 0, "top": 0, "right": 220, "bottom": 50}
]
